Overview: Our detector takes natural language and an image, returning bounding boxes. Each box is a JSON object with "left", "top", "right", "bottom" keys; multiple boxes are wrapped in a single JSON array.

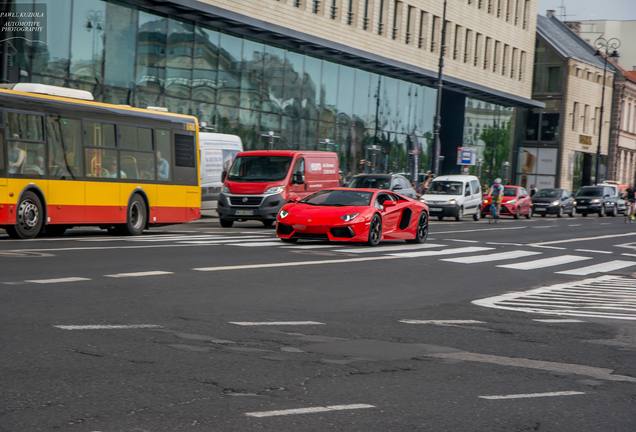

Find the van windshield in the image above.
[
  {"left": 576, "top": 187, "right": 603, "bottom": 197},
  {"left": 227, "top": 156, "right": 292, "bottom": 182},
  {"left": 428, "top": 181, "right": 463, "bottom": 195}
]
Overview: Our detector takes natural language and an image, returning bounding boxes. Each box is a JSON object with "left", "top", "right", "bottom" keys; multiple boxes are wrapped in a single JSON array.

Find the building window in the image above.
[
  {"left": 583, "top": 104, "right": 590, "bottom": 133},
  {"left": 593, "top": 107, "right": 600, "bottom": 135},
  {"left": 502, "top": 44, "right": 509, "bottom": 76},
  {"left": 453, "top": 25, "right": 462, "bottom": 60},
  {"left": 329, "top": 0, "right": 339, "bottom": 19},
  {"left": 505, "top": 0, "right": 512, "bottom": 22},
  {"left": 525, "top": 112, "right": 540, "bottom": 140},
  {"left": 346, "top": 0, "right": 357, "bottom": 25},
  {"left": 464, "top": 29, "right": 473, "bottom": 63},
  {"left": 391, "top": 0, "right": 403, "bottom": 40},
  {"left": 522, "top": 0, "right": 530, "bottom": 29},
  {"left": 519, "top": 50, "right": 526, "bottom": 81},
  {"left": 431, "top": 15, "right": 440, "bottom": 52},
  {"left": 572, "top": 102, "right": 579, "bottom": 131},
  {"left": 363, "top": 0, "right": 372, "bottom": 30},
  {"left": 496, "top": 0, "right": 502, "bottom": 17},
  {"left": 377, "top": 0, "right": 387, "bottom": 35},
  {"left": 293, "top": 0, "right": 304, "bottom": 8},
  {"left": 405, "top": 5, "right": 415, "bottom": 44},
  {"left": 540, "top": 113, "right": 559, "bottom": 141},
  {"left": 514, "top": 0, "right": 520, "bottom": 25},
  {"left": 484, "top": 37, "right": 492, "bottom": 69},
  {"left": 487, "top": 0, "right": 493, "bottom": 14},
  {"left": 312, "top": 0, "right": 321, "bottom": 14},
  {"left": 493, "top": 40, "right": 501, "bottom": 72},
  {"left": 474, "top": 33, "right": 482, "bottom": 67},
  {"left": 418, "top": 11, "right": 429, "bottom": 49},
  {"left": 510, "top": 47, "right": 518, "bottom": 78}
]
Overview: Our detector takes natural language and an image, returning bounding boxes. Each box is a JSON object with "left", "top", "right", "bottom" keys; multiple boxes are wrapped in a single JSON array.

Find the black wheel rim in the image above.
[
  {"left": 370, "top": 218, "right": 381, "bottom": 243},
  {"left": 418, "top": 213, "right": 428, "bottom": 239},
  {"left": 130, "top": 202, "right": 144, "bottom": 230},
  {"left": 18, "top": 199, "right": 39, "bottom": 231}
]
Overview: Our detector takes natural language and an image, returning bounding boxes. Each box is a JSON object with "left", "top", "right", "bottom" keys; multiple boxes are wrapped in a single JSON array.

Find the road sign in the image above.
[{"left": 457, "top": 147, "right": 476, "bottom": 166}]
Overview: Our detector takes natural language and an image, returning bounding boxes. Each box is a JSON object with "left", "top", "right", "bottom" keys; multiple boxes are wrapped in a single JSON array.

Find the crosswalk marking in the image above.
[
  {"left": 497, "top": 255, "right": 591, "bottom": 270},
  {"left": 389, "top": 246, "right": 493, "bottom": 258},
  {"left": 557, "top": 260, "right": 636, "bottom": 276},
  {"left": 333, "top": 243, "right": 446, "bottom": 254},
  {"left": 442, "top": 250, "right": 541, "bottom": 264},
  {"left": 473, "top": 275, "right": 636, "bottom": 320},
  {"left": 226, "top": 241, "right": 285, "bottom": 247}
]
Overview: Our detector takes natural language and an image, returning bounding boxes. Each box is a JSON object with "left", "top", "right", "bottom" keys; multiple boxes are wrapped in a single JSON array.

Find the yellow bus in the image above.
[{"left": 0, "top": 84, "right": 200, "bottom": 239}]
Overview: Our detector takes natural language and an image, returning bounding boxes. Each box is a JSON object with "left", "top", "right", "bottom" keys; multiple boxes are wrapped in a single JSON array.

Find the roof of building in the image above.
[
  {"left": 537, "top": 14, "right": 615, "bottom": 71},
  {"left": 625, "top": 71, "right": 636, "bottom": 83}
]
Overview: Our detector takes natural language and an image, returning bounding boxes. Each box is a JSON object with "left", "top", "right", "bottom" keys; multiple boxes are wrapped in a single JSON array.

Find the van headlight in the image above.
[
  {"left": 551, "top": 200, "right": 560, "bottom": 206},
  {"left": 340, "top": 213, "right": 359, "bottom": 222},
  {"left": 591, "top": 199, "right": 600, "bottom": 203},
  {"left": 449, "top": 199, "right": 457, "bottom": 205},
  {"left": 278, "top": 209, "right": 289, "bottom": 219},
  {"left": 265, "top": 186, "right": 285, "bottom": 195},
  {"left": 222, "top": 185, "right": 230, "bottom": 194}
]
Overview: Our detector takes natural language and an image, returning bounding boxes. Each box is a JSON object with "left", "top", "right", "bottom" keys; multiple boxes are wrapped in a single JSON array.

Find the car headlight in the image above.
[
  {"left": 222, "top": 185, "right": 230, "bottom": 194},
  {"left": 573, "top": 200, "right": 577, "bottom": 205},
  {"left": 483, "top": 199, "right": 489, "bottom": 204},
  {"left": 449, "top": 199, "right": 457, "bottom": 205},
  {"left": 340, "top": 213, "right": 360, "bottom": 222},
  {"left": 508, "top": 200, "right": 516, "bottom": 205},
  {"left": 265, "top": 186, "right": 285, "bottom": 195},
  {"left": 591, "top": 199, "right": 600, "bottom": 203},
  {"left": 551, "top": 200, "right": 560, "bottom": 206},
  {"left": 278, "top": 209, "right": 289, "bottom": 219}
]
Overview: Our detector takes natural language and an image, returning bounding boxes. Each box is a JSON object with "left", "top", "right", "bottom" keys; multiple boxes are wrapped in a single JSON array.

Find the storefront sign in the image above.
[
  {"left": 579, "top": 135, "right": 592, "bottom": 145},
  {"left": 456, "top": 147, "right": 476, "bottom": 166}
]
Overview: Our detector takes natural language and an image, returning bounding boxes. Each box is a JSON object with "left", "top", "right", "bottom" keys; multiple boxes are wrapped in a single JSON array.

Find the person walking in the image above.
[
  {"left": 418, "top": 171, "right": 434, "bottom": 196},
  {"left": 625, "top": 186, "right": 635, "bottom": 223},
  {"left": 489, "top": 178, "right": 504, "bottom": 224}
]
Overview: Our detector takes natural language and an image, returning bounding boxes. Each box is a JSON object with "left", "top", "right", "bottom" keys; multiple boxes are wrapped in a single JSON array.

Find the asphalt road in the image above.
[{"left": 1, "top": 215, "right": 636, "bottom": 431}]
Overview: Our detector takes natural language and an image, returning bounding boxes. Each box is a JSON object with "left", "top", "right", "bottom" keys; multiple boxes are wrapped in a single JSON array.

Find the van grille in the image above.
[{"left": 229, "top": 196, "right": 263, "bottom": 206}]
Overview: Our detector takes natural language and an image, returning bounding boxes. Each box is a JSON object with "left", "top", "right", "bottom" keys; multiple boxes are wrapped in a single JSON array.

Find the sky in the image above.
[{"left": 538, "top": 0, "right": 636, "bottom": 20}]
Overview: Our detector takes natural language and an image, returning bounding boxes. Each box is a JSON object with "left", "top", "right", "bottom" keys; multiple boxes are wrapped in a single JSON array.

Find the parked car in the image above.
[
  {"left": 574, "top": 185, "right": 620, "bottom": 217},
  {"left": 199, "top": 133, "right": 243, "bottom": 210},
  {"left": 598, "top": 183, "right": 627, "bottom": 214},
  {"left": 481, "top": 185, "right": 532, "bottom": 219},
  {"left": 420, "top": 175, "right": 482, "bottom": 221},
  {"left": 348, "top": 174, "right": 417, "bottom": 199},
  {"left": 276, "top": 188, "right": 429, "bottom": 246},
  {"left": 531, "top": 188, "right": 575, "bottom": 217},
  {"left": 217, "top": 150, "right": 340, "bottom": 227}
]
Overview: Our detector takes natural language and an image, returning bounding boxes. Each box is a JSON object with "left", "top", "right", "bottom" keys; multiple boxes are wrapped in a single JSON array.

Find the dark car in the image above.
[
  {"left": 532, "top": 188, "right": 575, "bottom": 217},
  {"left": 348, "top": 174, "right": 417, "bottom": 199},
  {"left": 574, "top": 185, "right": 620, "bottom": 217}
]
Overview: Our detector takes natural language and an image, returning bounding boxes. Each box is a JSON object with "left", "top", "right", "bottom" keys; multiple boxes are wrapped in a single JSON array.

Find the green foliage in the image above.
[{"left": 480, "top": 122, "right": 511, "bottom": 184}]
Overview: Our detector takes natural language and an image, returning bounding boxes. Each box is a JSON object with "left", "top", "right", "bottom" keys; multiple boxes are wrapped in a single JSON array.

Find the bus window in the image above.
[
  {"left": 155, "top": 129, "right": 172, "bottom": 181},
  {"left": 85, "top": 148, "right": 120, "bottom": 178},
  {"left": 84, "top": 121, "right": 115, "bottom": 147},
  {"left": 120, "top": 151, "right": 155, "bottom": 181},
  {"left": 174, "top": 133, "right": 197, "bottom": 185},
  {"left": 47, "top": 116, "right": 83, "bottom": 179},
  {"left": 6, "top": 112, "right": 45, "bottom": 176},
  {"left": 119, "top": 125, "right": 152, "bottom": 152}
]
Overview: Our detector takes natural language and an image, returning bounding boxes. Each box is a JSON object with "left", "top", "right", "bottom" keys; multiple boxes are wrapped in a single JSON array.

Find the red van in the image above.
[{"left": 217, "top": 150, "right": 340, "bottom": 227}]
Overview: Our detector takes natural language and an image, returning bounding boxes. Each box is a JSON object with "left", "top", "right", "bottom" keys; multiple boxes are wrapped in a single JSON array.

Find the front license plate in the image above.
[
  {"left": 535, "top": 207, "right": 546, "bottom": 212},
  {"left": 429, "top": 207, "right": 442, "bottom": 212},
  {"left": 235, "top": 209, "right": 255, "bottom": 216},
  {"left": 577, "top": 206, "right": 587, "bottom": 210}
]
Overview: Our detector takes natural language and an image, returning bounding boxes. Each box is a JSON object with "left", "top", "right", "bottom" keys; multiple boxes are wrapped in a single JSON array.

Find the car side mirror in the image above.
[
  {"left": 382, "top": 200, "right": 397, "bottom": 208},
  {"left": 392, "top": 184, "right": 403, "bottom": 190},
  {"left": 292, "top": 173, "right": 304, "bottom": 184},
  {"left": 221, "top": 170, "right": 227, "bottom": 182}
]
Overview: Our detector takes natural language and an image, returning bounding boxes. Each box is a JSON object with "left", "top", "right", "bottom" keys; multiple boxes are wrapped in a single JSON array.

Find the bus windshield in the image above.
[{"left": 227, "top": 156, "right": 292, "bottom": 182}]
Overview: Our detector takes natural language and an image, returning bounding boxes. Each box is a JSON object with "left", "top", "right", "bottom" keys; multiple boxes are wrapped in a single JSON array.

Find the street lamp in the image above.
[
  {"left": 260, "top": 130, "right": 280, "bottom": 150},
  {"left": 593, "top": 37, "right": 620, "bottom": 185},
  {"left": 431, "top": 0, "right": 448, "bottom": 176}
]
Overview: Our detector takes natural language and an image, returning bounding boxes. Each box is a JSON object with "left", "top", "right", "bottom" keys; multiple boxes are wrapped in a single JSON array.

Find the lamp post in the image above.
[
  {"left": 593, "top": 37, "right": 620, "bottom": 185},
  {"left": 431, "top": 0, "right": 447, "bottom": 176}
]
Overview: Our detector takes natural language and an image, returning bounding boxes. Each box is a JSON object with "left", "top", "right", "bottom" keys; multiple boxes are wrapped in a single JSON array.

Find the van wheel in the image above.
[
  {"left": 599, "top": 206, "right": 605, "bottom": 217},
  {"left": 473, "top": 211, "right": 480, "bottom": 221},
  {"left": 6, "top": 191, "right": 44, "bottom": 239},
  {"left": 220, "top": 218, "right": 234, "bottom": 228},
  {"left": 455, "top": 207, "right": 463, "bottom": 221},
  {"left": 437, "top": 216, "right": 444, "bottom": 221},
  {"left": 122, "top": 194, "right": 147, "bottom": 236}
]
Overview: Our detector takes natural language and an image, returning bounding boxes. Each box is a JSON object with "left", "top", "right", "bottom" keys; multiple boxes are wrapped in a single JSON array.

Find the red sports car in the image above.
[
  {"left": 481, "top": 185, "right": 532, "bottom": 219},
  {"left": 275, "top": 188, "right": 429, "bottom": 246}
]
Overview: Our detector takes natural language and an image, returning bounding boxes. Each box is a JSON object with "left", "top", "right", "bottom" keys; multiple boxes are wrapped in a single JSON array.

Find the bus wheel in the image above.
[
  {"left": 6, "top": 191, "right": 44, "bottom": 239},
  {"left": 123, "top": 194, "right": 147, "bottom": 236}
]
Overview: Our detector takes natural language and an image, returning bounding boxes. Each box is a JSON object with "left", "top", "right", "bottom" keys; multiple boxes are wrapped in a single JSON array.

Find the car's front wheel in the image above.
[
  {"left": 408, "top": 212, "right": 428, "bottom": 244},
  {"left": 473, "top": 211, "right": 480, "bottom": 221},
  {"left": 367, "top": 214, "right": 382, "bottom": 246}
]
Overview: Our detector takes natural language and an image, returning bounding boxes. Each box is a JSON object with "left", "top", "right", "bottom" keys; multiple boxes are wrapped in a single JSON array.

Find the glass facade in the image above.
[{"left": 1, "top": 0, "right": 437, "bottom": 180}]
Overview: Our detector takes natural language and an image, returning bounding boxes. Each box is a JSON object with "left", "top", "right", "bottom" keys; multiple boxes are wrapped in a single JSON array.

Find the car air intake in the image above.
[
  {"left": 276, "top": 223, "right": 294, "bottom": 235},
  {"left": 330, "top": 226, "right": 355, "bottom": 238}
]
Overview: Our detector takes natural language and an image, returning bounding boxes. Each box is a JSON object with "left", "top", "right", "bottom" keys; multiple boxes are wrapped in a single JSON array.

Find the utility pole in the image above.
[{"left": 431, "top": 0, "right": 447, "bottom": 176}]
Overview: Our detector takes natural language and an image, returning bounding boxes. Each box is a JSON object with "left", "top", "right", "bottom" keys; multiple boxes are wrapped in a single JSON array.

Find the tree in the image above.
[{"left": 480, "top": 122, "right": 511, "bottom": 184}]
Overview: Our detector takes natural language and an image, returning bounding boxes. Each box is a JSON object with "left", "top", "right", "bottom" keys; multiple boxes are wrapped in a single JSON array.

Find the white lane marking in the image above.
[
  {"left": 568, "top": 224, "right": 582, "bottom": 227},
  {"left": 389, "top": 246, "right": 493, "bottom": 258},
  {"left": 431, "top": 227, "right": 526, "bottom": 235},
  {"left": 226, "top": 241, "right": 287, "bottom": 247},
  {"left": 104, "top": 271, "right": 173, "bottom": 278},
  {"left": 239, "top": 231, "right": 276, "bottom": 235},
  {"left": 621, "top": 253, "right": 636, "bottom": 258},
  {"left": 54, "top": 324, "right": 162, "bottom": 330},
  {"left": 486, "top": 242, "right": 524, "bottom": 246},
  {"left": 556, "top": 260, "right": 636, "bottom": 276},
  {"left": 332, "top": 243, "right": 446, "bottom": 254},
  {"left": 600, "top": 223, "right": 611, "bottom": 225},
  {"left": 229, "top": 321, "right": 325, "bottom": 326},
  {"left": 531, "top": 232, "right": 636, "bottom": 246},
  {"left": 446, "top": 239, "right": 479, "bottom": 243},
  {"left": 533, "top": 226, "right": 553, "bottom": 229},
  {"left": 193, "top": 255, "right": 400, "bottom": 272},
  {"left": 442, "top": 250, "right": 541, "bottom": 264},
  {"left": 281, "top": 245, "right": 338, "bottom": 249},
  {"left": 533, "top": 319, "right": 584, "bottom": 323},
  {"left": 574, "top": 249, "right": 613, "bottom": 254},
  {"left": 178, "top": 237, "right": 273, "bottom": 245},
  {"left": 244, "top": 404, "right": 375, "bottom": 418},
  {"left": 25, "top": 277, "right": 90, "bottom": 284},
  {"left": 399, "top": 319, "right": 485, "bottom": 325},
  {"left": 479, "top": 391, "right": 585, "bottom": 400},
  {"left": 529, "top": 245, "right": 567, "bottom": 250},
  {"left": 497, "top": 255, "right": 591, "bottom": 270}
]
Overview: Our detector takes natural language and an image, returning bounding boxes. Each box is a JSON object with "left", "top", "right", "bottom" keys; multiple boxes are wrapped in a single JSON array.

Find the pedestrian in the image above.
[
  {"left": 530, "top": 184, "right": 537, "bottom": 197},
  {"left": 418, "top": 171, "right": 433, "bottom": 196},
  {"left": 625, "top": 186, "right": 635, "bottom": 223},
  {"left": 489, "top": 177, "right": 504, "bottom": 224}
]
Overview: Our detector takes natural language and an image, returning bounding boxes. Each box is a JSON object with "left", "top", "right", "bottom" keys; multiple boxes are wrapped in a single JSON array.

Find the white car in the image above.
[{"left": 421, "top": 175, "right": 482, "bottom": 221}]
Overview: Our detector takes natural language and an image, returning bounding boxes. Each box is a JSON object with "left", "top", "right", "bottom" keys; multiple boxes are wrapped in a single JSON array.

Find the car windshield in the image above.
[
  {"left": 503, "top": 187, "right": 518, "bottom": 197},
  {"left": 227, "top": 156, "right": 292, "bottom": 181},
  {"left": 535, "top": 189, "right": 560, "bottom": 198},
  {"left": 576, "top": 187, "right": 603, "bottom": 197},
  {"left": 300, "top": 190, "right": 372, "bottom": 206},
  {"left": 348, "top": 176, "right": 391, "bottom": 189},
  {"left": 428, "top": 181, "right": 463, "bottom": 195}
]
